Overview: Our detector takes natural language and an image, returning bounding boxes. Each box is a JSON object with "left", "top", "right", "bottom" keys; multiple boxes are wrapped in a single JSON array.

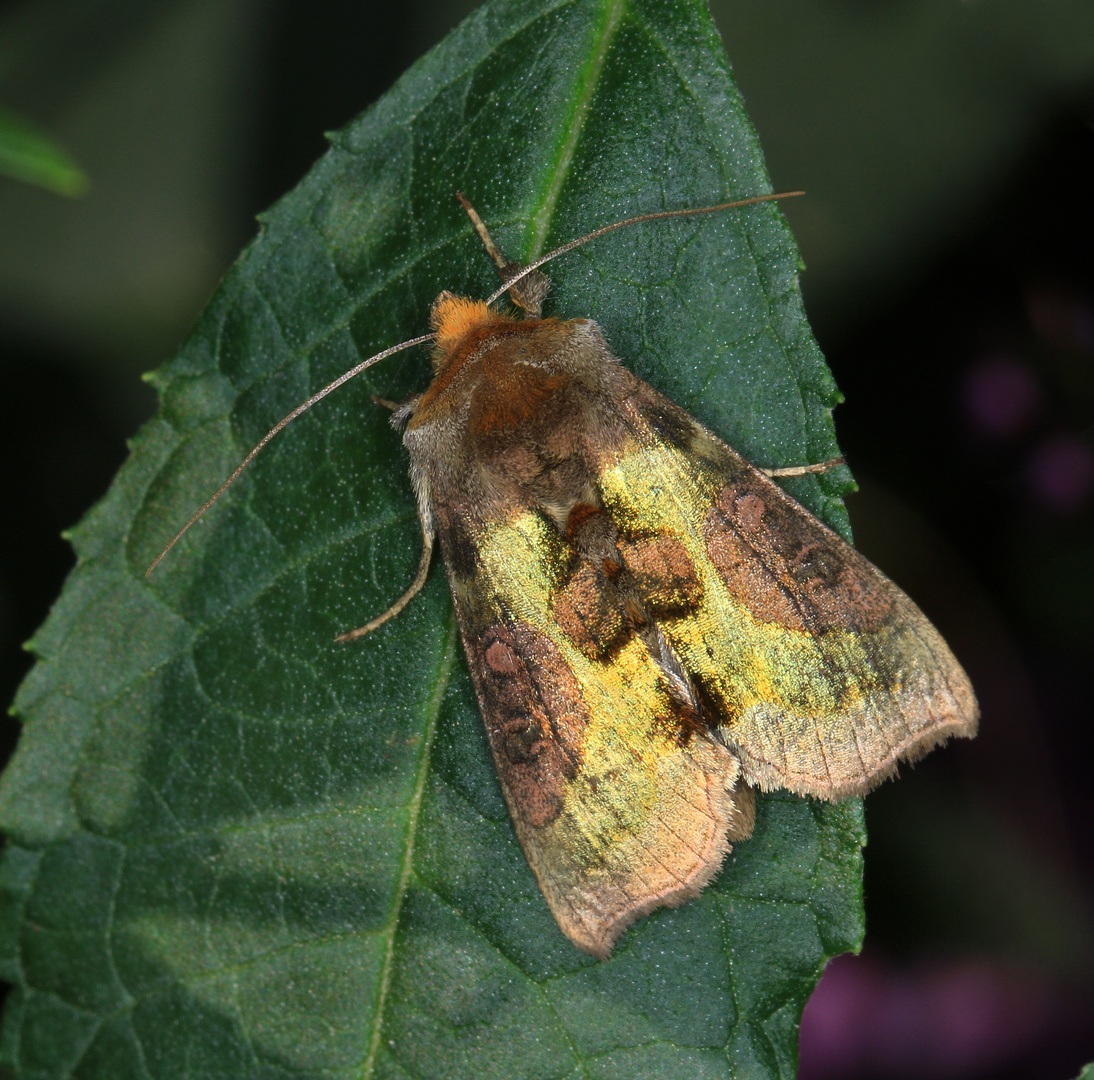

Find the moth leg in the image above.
[
  {"left": 335, "top": 514, "right": 435, "bottom": 642},
  {"left": 763, "top": 455, "right": 845, "bottom": 478},
  {"left": 371, "top": 394, "right": 400, "bottom": 411}
]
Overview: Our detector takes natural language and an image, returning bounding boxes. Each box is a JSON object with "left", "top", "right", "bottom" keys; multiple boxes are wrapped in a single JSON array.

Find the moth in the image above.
[{"left": 153, "top": 192, "right": 979, "bottom": 959}]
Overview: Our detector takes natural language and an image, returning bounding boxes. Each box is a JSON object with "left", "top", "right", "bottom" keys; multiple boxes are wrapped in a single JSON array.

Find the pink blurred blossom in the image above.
[
  {"left": 798, "top": 952, "right": 1054, "bottom": 1079},
  {"left": 1026, "top": 433, "right": 1094, "bottom": 512},
  {"left": 962, "top": 356, "right": 1042, "bottom": 440}
]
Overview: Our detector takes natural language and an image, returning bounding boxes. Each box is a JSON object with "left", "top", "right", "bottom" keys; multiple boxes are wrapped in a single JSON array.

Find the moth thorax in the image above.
[{"left": 430, "top": 292, "right": 511, "bottom": 370}]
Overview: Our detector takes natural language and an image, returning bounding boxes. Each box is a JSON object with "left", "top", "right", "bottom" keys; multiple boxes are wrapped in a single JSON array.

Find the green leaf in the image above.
[
  {"left": 0, "top": 0, "right": 864, "bottom": 1076},
  {"left": 0, "top": 107, "right": 87, "bottom": 197}
]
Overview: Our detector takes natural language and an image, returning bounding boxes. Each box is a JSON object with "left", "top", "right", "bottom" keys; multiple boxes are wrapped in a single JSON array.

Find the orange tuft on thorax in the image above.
[{"left": 431, "top": 293, "right": 511, "bottom": 362}]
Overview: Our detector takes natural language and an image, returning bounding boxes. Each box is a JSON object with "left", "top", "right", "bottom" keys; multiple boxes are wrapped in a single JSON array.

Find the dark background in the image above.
[{"left": 0, "top": 2, "right": 1091, "bottom": 1077}]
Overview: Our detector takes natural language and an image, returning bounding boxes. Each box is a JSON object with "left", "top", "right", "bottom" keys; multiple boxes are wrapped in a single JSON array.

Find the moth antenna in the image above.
[
  {"left": 485, "top": 190, "right": 805, "bottom": 308},
  {"left": 145, "top": 331, "right": 435, "bottom": 575}
]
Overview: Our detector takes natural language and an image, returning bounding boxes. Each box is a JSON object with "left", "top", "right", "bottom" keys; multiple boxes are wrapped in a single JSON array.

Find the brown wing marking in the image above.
[
  {"left": 618, "top": 534, "right": 702, "bottom": 613},
  {"left": 462, "top": 622, "right": 586, "bottom": 829},
  {"left": 703, "top": 483, "right": 894, "bottom": 635},
  {"left": 549, "top": 560, "right": 630, "bottom": 659}
]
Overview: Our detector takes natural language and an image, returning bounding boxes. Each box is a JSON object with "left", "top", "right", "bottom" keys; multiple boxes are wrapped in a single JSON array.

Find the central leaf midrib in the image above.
[
  {"left": 527, "top": 0, "right": 629, "bottom": 259},
  {"left": 360, "top": 612, "right": 459, "bottom": 1079}
]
